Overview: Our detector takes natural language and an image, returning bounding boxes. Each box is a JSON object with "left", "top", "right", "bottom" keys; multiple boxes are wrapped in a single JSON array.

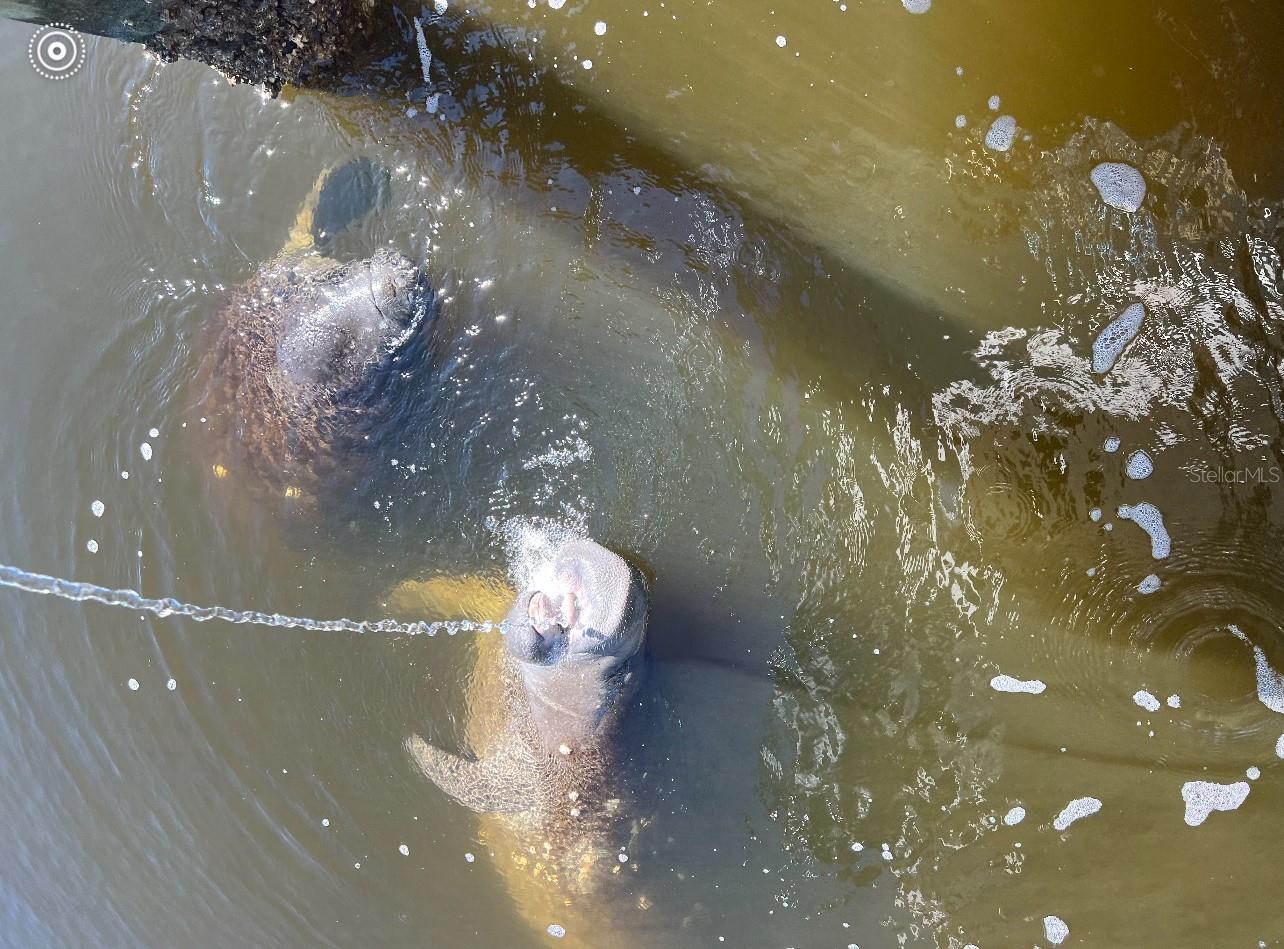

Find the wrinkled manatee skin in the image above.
[
  {"left": 196, "top": 249, "right": 433, "bottom": 506},
  {"left": 407, "top": 541, "right": 655, "bottom": 948}
]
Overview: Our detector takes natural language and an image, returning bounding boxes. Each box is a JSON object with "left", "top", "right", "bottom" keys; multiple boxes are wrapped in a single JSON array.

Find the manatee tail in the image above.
[
  {"left": 406, "top": 734, "right": 539, "bottom": 814},
  {"left": 282, "top": 157, "right": 391, "bottom": 257}
]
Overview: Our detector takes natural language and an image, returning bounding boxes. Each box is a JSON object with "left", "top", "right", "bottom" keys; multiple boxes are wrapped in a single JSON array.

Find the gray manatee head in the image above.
[
  {"left": 504, "top": 539, "right": 649, "bottom": 755},
  {"left": 276, "top": 248, "right": 424, "bottom": 388}
]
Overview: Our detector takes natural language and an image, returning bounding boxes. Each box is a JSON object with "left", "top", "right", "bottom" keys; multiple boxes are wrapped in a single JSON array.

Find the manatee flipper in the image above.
[
  {"left": 406, "top": 734, "right": 539, "bottom": 814},
  {"left": 388, "top": 575, "right": 516, "bottom": 625}
]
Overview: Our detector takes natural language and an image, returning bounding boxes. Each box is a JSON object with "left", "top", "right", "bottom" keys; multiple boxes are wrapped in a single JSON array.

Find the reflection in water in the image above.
[
  {"left": 0, "top": 2, "right": 1283, "bottom": 948},
  {"left": 866, "top": 120, "right": 1284, "bottom": 946}
]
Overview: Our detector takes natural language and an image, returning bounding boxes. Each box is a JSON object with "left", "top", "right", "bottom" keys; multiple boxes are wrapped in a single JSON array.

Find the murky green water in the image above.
[{"left": 1, "top": 1, "right": 1283, "bottom": 946}]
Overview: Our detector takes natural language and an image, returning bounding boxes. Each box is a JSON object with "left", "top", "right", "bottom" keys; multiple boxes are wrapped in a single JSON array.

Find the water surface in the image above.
[{"left": 1, "top": 2, "right": 1283, "bottom": 946}]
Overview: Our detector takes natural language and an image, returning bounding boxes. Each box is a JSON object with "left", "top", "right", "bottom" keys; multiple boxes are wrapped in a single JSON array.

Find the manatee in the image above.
[
  {"left": 402, "top": 537, "right": 651, "bottom": 945},
  {"left": 194, "top": 158, "right": 431, "bottom": 506}
]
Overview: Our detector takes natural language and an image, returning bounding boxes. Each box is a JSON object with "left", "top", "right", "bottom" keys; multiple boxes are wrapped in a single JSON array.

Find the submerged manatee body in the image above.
[
  {"left": 196, "top": 161, "right": 430, "bottom": 505},
  {"left": 407, "top": 538, "right": 650, "bottom": 945}
]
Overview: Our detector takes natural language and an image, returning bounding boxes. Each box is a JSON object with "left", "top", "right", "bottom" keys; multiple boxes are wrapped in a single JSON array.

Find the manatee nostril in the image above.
[{"left": 527, "top": 591, "right": 565, "bottom": 638}]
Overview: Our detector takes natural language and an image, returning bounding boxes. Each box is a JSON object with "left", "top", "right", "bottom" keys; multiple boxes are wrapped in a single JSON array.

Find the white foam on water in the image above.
[
  {"left": 166, "top": 678, "right": 176, "bottom": 690},
  {"left": 1090, "top": 161, "right": 1146, "bottom": 212},
  {"left": 127, "top": 678, "right": 139, "bottom": 691},
  {"left": 412, "top": 16, "right": 432, "bottom": 83},
  {"left": 1091, "top": 303, "right": 1146, "bottom": 373},
  {"left": 1247, "top": 766, "right": 1261, "bottom": 780},
  {"left": 1126, "top": 450, "right": 1154, "bottom": 479},
  {"left": 954, "top": 114, "right": 966, "bottom": 129},
  {"left": 86, "top": 539, "right": 98, "bottom": 554},
  {"left": 775, "top": 34, "right": 787, "bottom": 47},
  {"left": 1138, "top": 574, "right": 1162, "bottom": 594},
  {"left": 1003, "top": 806, "right": 1026, "bottom": 826},
  {"left": 547, "top": 0, "right": 566, "bottom": 8},
  {"left": 1053, "top": 796, "right": 1102, "bottom": 831},
  {"left": 902, "top": 0, "right": 931, "bottom": 12},
  {"left": 594, "top": 20, "right": 607, "bottom": 34},
  {"left": 990, "top": 674, "right": 1046, "bottom": 695},
  {"left": 91, "top": 500, "right": 105, "bottom": 518},
  {"left": 547, "top": 924, "right": 566, "bottom": 938},
  {"left": 1252, "top": 649, "right": 1284, "bottom": 713},
  {"left": 1103, "top": 436, "right": 1121, "bottom": 453},
  {"left": 322, "top": 818, "right": 330, "bottom": 827},
  {"left": 1230, "top": 625, "right": 1284, "bottom": 714},
  {"left": 987, "top": 94, "right": 1000, "bottom": 110},
  {"left": 581, "top": 59, "right": 593, "bottom": 70},
  {"left": 1167, "top": 694, "right": 1181, "bottom": 708},
  {"left": 1181, "top": 780, "right": 1249, "bottom": 827},
  {"left": 1133, "top": 689, "right": 1161, "bottom": 712},
  {"left": 465, "top": 852, "right": 475, "bottom": 862},
  {"left": 398, "top": 844, "right": 409, "bottom": 856},
  {"left": 433, "top": 0, "right": 447, "bottom": 13},
  {"left": 984, "top": 115, "right": 1017, "bottom": 152},
  {"left": 1117, "top": 502, "right": 1171, "bottom": 559},
  {"left": 1089, "top": 507, "right": 1102, "bottom": 521},
  {"left": 849, "top": 841, "right": 864, "bottom": 852},
  {"left": 148, "top": 427, "right": 160, "bottom": 439},
  {"left": 140, "top": 442, "right": 153, "bottom": 461},
  {"left": 1044, "top": 915, "right": 1070, "bottom": 945}
]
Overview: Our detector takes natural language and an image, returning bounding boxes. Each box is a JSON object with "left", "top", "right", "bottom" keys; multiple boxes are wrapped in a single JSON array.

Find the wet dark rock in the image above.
[{"left": 146, "top": 0, "right": 373, "bottom": 93}]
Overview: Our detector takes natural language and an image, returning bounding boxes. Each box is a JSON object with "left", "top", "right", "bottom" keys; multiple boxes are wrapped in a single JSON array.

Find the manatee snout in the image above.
[
  {"left": 520, "top": 589, "right": 579, "bottom": 662},
  {"left": 506, "top": 539, "right": 648, "bottom": 668},
  {"left": 408, "top": 538, "right": 649, "bottom": 819}
]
